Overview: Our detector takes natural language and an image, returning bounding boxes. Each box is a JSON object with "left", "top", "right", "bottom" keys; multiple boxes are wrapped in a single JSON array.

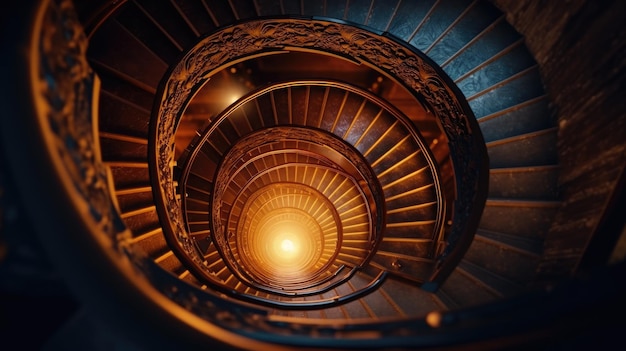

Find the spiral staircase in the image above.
[{"left": 1, "top": 0, "right": 624, "bottom": 350}]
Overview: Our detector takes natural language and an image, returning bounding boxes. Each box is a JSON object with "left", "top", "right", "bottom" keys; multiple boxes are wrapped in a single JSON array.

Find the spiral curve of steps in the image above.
[{"left": 59, "top": 0, "right": 560, "bottom": 347}]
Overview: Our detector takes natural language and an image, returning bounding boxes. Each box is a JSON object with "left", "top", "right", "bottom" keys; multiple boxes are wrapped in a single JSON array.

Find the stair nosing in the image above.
[
  {"left": 485, "top": 198, "right": 561, "bottom": 208},
  {"left": 474, "top": 228, "right": 543, "bottom": 257},
  {"left": 440, "top": 15, "right": 506, "bottom": 69},
  {"left": 456, "top": 259, "right": 522, "bottom": 297},
  {"left": 89, "top": 58, "right": 157, "bottom": 94},
  {"left": 465, "top": 65, "right": 539, "bottom": 102},
  {"left": 485, "top": 127, "right": 557, "bottom": 148},
  {"left": 477, "top": 94, "right": 548, "bottom": 123},
  {"left": 489, "top": 164, "right": 559, "bottom": 173}
]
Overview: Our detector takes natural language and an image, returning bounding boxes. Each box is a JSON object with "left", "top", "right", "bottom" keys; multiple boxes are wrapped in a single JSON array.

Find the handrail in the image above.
[
  {"left": 151, "top": 19, "right": 486, "bottom": 296},
  {"left": 191, "top": 264, "right": 389, "bottom": 311},
  {"left": 239, "top": 270, "right": 388, "bottom": 310},
  {"left": 174, "top": 79, "right": 448, "bottom": 291},
  {"left": 208, "top": 264, "right": 373, "bottom": 299},
  {"left": 174, "top": 85, "right": 389, "bottom": 291}
]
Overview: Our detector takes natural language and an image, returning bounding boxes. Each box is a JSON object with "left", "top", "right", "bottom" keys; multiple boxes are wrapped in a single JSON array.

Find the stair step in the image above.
[
  {"left": 188, "top": 221, "right": 211, "bottom": 234},
  {"left": 214, "top": 264, "right": 232, "bottom": 283},
  {"left": 463, "top": 237, "right": 540, "bottom": 286},
  {"left": 115, "top": 187, "right": 154, "bottom": 214},
  {"left": 467, "top": 67, "right": 545, "bottom": 118},
  {"left": 345, "top": 0, "right": 373, "bottom": 24},
  {"left": 131, "top": 234, "right": 169, "bottom": 259},
  {"left": 379, "top": 277, "right": 443, "bottom": 316},
  {"left": 456, "top": 259, "right": 522, "bottom": 297},
  {"left": 351, "top": 0, "right": 393, "bottom": 30},
  {"left": 228, "top": 0, "right": 257, "bottom": 20},
  {"left": 100, "top": 138, "right": 148, "bottom": 163},
  {"left": 120, "top": 204, "right": 156, "bottom": 219},
  {"left": 380, "top": 164, "right": 435, "bottom": 199},
  {"left": 133, "top": 0, "right": 198, "bottom": 49},
  {"left": 443, "top": 18, "right": 521, "bottom": 80},
  {"left": 97, "top": 65, "right": 153, "bottom": 103},
  {"left": 155, "top": 251, "right": 185, "bottom": 275},
  {"left": 408, "top": 0, "right": 474, "bottom": 51},
  {"left": 464, "top": 239, "right": 540, "bottom": 286},
  {"left": 479, "top": 96, "right": 554, "bottom": 142},
  {"left": 336, "top": 252, "right": 366, "bottom": 267},
  {"left": 178, "top": 270, "right": 191, "bottom": 280},
  {"left": 171, "top": 0, "right": 217, "bottom": 35},
  {"left": 343, "top": 103, "right": 386, "bottom": 147},
  {"left": 108, "top": 164, "right": 150, "bottom": 189},
  {"left": 335, "top": 284, "right": 371, "bottom": 319},
  {"left": 115, "top": 185, "right": 152, "bottom": 196},
  {"left": 99, "top": 131, "right": 148, "bottom": 145},
  {"left": 438, "top": 268, "right": 499, "bottom": 308},
  {"left": 325, "top": 1, "right": 349, "bottom": 19},
  {"left": 181, "top": 272, "right": 201, "bottom": 286},
  {"left": 426, "top": 1, "right": 501, "bottom": 61},
  {"left": 479, "top": 199, "right": 560, "bottom": 238},
  {"left": 88, "top": 19, "right": 168, "bottom": 87},
  {"left": 202, "top": 0, "right": 236, "bottom": 26},
  {"left": 377, "top": 238, "right": 432, "bottom": 259},
  {"left": 370, "top": 251, "right": 433, "bottom": 283},
  {"left": 331, "top": 94, "right": 370, "bottom": 138},
  {"left": 83, "top": 0, "right": 564, "bottom": 325},
  {"left": 203, "top": 242, "right": 219, "bottom": 260},
  {"left": 475, "top": 229, "right": 544, "bottom": 256},
  {"left": 255, "top": 0, "right": 283, "bottom": 17},
  {"left": 489, "top": 165, "right": 559, "bottom": 200},
  {"left": 114, "top": 2, "right": 181, "bottom": 63},
  {"left": 434, "top": 288, "right": 459, "bottom": 310},
  {"left": 97, "top": 90, "right": 152, "bottom": 139},
  {"left": 457, "top": 48, "right": 536, "bottom": 100},
  {"left": 128, "top": 227, "right": 166, "bottom": 251},
  {"left": 120, "top": 206, "right": 160, "bottom": 235},
  {"left": 382, "top": 221, "right": 436, "bottom": 240},
  {"left": 487, "top": 128, "right": 558, "bottom": 168}
]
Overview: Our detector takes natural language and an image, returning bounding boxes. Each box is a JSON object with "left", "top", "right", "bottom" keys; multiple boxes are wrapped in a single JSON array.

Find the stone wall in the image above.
[{"left": 491, "top": 0, "right": 626, "bottom": 283}]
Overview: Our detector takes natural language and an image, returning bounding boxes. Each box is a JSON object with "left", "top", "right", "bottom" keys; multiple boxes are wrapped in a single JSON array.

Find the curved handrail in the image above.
[
  {"left": 151, "top": 19, "right": 486, "bottom": 295},
  {"left": 241, "top": 270, "right": 388, "bottom": 310},
  {"left": 173, "top": 79, "right": 446, "bottom": 291},
  {"left": 192, "top": 263, "right": 389, "bottom": 311}
]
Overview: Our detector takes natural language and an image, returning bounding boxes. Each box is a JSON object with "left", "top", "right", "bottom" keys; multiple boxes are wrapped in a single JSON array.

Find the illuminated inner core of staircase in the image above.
[
  {"left": 245, "top": 206, "right": 325, "bottom": 280},
  {"left": 210, "top": 127, "right": 383, "bottom": 289}
]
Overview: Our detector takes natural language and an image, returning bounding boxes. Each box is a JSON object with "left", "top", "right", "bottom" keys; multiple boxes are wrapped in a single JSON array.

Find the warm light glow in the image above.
[
  {"left": 280, "top": 239, "right": 295, "bottom": 252},
  {"left": 269, "top": 228, "right": 302, "bottom": 263},
  {"left": 230, "top": 184, "right": 343, "bottom": 284},
  {"left": 227, "top": 93, "right": 241, "bottom": 105}
]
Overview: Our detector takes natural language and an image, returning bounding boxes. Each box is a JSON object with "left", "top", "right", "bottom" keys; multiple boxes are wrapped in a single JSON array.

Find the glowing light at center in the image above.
[
  {"left": 239, "top": 202, "right": 333, "bottom": 282},
  {"left": 280, "top": 239, "right": 295, "bottom": 252}
]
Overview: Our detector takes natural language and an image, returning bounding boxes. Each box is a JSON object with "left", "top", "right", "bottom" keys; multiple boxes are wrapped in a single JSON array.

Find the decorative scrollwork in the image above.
[
  {"left": 38, "top": 0, "right": 126, "bottom": 242},
  {"left": 209, "top": 127, "right": 379, "bottom": 287},
  {"left": 152, "top": 18, "right": 486, "bottom": 293}
]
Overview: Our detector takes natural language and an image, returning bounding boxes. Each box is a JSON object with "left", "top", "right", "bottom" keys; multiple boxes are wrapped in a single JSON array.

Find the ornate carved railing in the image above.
[
  {"left": 1, "top": 1, "right": 487, "bottom": 348},
  {"left": 152, "top": 19, "right": 488, "bottom": 294}
]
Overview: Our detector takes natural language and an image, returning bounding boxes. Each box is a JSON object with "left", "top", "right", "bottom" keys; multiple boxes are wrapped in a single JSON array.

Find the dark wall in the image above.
[{"left": 491, "top": 0, "right": 626, "bottom": 282}]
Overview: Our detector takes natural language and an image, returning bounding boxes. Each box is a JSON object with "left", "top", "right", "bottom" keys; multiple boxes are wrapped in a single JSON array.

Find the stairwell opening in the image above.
[
  {"left": 150, "top": 17, "right": 488, "bottom": 317},
  {"left": 5, "top": 0, "right": 598, "bottom": 349}
]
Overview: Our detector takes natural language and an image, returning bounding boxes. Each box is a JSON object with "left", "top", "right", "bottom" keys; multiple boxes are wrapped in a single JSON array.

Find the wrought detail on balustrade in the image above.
[
  {"left": 37, "top": 0, "right": 127, "bottom": 242},
  {"left": 151, "top": 19, "right": 487, "bottom": 291},
  {"left": 22, "top": 0, "right": 488, "bottom": 343},
  {"left": 213, "top": 128, "right": 381, "bottom": 260},
  {"left": 173, "top": 78, "right": 451, "bottom": 297},
  {"left": 25, "top": 0, "right": 276, "bottom": 344},
  {"left": 8, "top": 0, "right": 578, "bottom": 348}
]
